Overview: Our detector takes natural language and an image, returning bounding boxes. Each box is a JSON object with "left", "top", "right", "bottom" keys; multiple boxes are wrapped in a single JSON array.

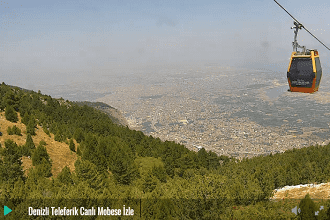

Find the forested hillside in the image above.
[{"left": 1, "top": 82, "right": 330, "bottom": 219}]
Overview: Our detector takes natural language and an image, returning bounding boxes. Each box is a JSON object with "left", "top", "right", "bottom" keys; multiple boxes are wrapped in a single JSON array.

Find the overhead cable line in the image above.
[{"left": 274, "top": 0, "right": 330, "bottom": 51}]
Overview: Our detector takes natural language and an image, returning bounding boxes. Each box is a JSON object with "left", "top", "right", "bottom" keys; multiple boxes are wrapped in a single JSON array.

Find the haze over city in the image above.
[
  {"left": 2, "top": 0, "right": 330, "bottom": 159},
  {"left": 1, "top": 0, "right": 330, "bottom": 93}
]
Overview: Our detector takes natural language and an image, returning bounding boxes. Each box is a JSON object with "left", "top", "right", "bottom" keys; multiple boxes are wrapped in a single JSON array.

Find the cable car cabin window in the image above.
[
  {"left": 288, "top": 57, "right": 315, "bottom": 87},
  {"left": 315, "top": 57, "right": 321, "bottom": 70},
  {"left": 314, "top": 57, "right": 322, "bottom": 87}
]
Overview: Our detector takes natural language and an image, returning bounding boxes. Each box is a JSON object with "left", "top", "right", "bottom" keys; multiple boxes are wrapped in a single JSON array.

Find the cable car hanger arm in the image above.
[{"left": 274, "top": 0, "right": 330, "bottom": 51}]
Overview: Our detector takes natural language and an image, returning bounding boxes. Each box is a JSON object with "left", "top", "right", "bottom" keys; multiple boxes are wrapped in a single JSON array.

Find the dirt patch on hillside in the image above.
[
  {"left": 272, "top": 183, "right": 330, "bottom": 200},
  {"left": 0, "top": 112, "right": 77, "bottom": 177}
]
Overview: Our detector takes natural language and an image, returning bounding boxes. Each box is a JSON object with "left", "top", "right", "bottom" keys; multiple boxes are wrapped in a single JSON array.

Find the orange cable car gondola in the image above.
[{"left": 274, "top": 0, "right": 330, "bottom": 93}]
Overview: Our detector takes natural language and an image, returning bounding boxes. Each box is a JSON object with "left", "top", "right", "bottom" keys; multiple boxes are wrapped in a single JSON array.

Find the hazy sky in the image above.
[{"left": 1, "top": 0, "right": 330, "bottom": 89}]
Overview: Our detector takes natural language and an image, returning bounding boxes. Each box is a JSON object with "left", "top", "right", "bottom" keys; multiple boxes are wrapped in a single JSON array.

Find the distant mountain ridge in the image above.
[
  {"left": 7, "top": 84, "right": 129, "bottom": 127},
  {"left": 74, "top": 101, "right": 129, "bottom": 127}
]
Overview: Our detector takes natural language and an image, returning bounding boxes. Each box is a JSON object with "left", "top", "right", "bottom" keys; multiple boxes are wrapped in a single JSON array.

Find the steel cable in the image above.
[{"left": 274, "top": 0, "right": 330, "bottom": 51}]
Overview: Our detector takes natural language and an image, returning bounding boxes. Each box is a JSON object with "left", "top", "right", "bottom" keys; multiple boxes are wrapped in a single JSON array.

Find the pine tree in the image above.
[
  {"left": 39, "top": 157, "right": 52, "bottom": 177},
  {"left": 73, "top": 128, "right": 85, "bottom": 143},
  {"left": 81, "top": 133, "right": 97, "bottom": 162},
  {"left": 69, "top": 139, "right": 75, "bottom": 152},
  {"left": 35, "top": 158, "right": 52, "bottom": 178},
  {"left": 12, "top": 125, "right": 21, "bottom": 135},
  {"left": 326, "top": 203, "right": 330, "bottom": 219},
  {"left": 28, "top": 158, "right": 52, "bottom": 179},
  {"left": 57, "top": 166, "right": 73, "bottom": 185},
  {"left": 0, "top": 96, "right": 4, "bottom": 111},
  {"left": 110, "top": 145, "right": 138, "bottom": 185},
  {"left": 26, "top": 118, "right": 36, "bottom": 135},
  {"left": 198, "top": 148, "right": 209, "bottom": 169},
  {"left": 298, "top": 193, "right": 317, "bottom": 220},
  {"left": 20, "top": 145, "right": 30, "bottom": 157},
  {"left": 54, "top": 130, "right": 63, "bottom": 142},
  {"left": 74, "top": 159, "right": 104, "bottom": 189},
  {"left": 0, "top": 140, "right": 25, "bottom": 184},
  {"left": 5, "top": 105, "right": 18, "bottom": 123},
  {"left": 25, "top": 133, "right": 35, "bottom": 152},
  {"left": 32, "top": 143, "right": 50, "bottom": 166},
  {"left": 3, "top": 90, "right": 19, "bottom": 111},
  {"left": 152, "top": 165, "right": 167, "bottom": 183},
  {"left": 142, "top": 173, "right": 158, "bottom": 192},
  {"left": 21, "top": 112, "right": 30, "bottom": 125},
  {"left": 21, "top": 129, "right": 33, "bottom": 156},
  {"left": 208, "top": 151, "right": 220, "bottom": 170}
]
